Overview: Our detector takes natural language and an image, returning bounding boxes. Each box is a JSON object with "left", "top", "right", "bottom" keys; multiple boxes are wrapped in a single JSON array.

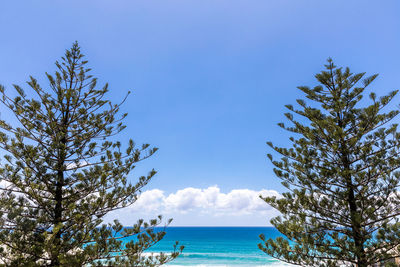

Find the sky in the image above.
[{"left": 0, "top": 0, "right": 400, "bottom": 226}]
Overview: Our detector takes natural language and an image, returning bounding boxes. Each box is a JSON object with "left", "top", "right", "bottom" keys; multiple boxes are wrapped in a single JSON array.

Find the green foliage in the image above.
[
  {"left": 260, "top": 59, "right": 400, "bottom": 267},
  {"left": 0, "top": 42, "right": 183, "bottom": 266}
]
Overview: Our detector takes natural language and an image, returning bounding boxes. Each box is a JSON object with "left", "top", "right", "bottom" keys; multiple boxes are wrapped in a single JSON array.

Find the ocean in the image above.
[{"left": 140, "top": 227, "right": 294, "bottom": 267}]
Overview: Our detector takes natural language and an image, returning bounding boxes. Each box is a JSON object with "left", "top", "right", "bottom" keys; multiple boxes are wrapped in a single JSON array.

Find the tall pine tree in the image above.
[
  {"left": 0, "top": 42, "right": 182, "bottom": 266},
  {"left": 260, "top": 60, "right": 400, "bottom": 266}
]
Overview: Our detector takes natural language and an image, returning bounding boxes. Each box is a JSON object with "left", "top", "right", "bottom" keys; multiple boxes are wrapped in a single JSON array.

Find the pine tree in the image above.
[
  {"left": 0, "top": 42, "right": 182, "bottom": 266},
  {"left": 259, "top": 59, "right": 400, "bottom": 267}
]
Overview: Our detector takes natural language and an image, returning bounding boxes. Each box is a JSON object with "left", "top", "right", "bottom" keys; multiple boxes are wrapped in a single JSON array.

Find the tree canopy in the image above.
[
  {"left": 0, "top": 42, "right": 182, "bottom": 266},
  {"left": 260, "top": 60, "right": 400, "bottom": 267}
]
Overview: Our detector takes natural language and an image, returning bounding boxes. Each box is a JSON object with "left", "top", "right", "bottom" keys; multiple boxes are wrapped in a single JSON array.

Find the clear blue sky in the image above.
[{"left": 1, "top": 0, "right": 400, "bottom": 225}]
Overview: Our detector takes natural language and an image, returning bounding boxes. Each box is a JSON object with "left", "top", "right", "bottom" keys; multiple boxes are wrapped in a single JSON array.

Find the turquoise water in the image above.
[{"left": 131, "top": 227, "right": 293, "bottom": 266}]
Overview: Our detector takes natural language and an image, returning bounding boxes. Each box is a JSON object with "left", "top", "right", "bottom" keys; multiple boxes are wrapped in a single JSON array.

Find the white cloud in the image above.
[
  {"left": 106, "top": 185, "right": 281, "bottom": 226},
  {"left": 131, "top": 189, "right": 166, "bottom": 213},
  {"left": 128, "top": 186, "right": 280, "bottom": 216}
]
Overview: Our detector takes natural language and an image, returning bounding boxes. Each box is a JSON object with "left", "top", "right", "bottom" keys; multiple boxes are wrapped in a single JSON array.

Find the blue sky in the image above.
[{"left": 1, "top": 0, "right": 400, "bottom": 225}]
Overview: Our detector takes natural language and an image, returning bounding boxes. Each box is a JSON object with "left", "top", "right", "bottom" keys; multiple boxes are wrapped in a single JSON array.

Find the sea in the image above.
[{"left": 137, "top": 227, "right": 294, "bottom": 267}]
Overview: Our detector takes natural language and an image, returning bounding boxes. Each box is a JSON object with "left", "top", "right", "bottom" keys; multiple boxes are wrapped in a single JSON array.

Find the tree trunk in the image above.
[
  {"left": 340, "top": 140, "right": 367, "bottom": 267},
  {"left": 337, "top": 111, "right": 367, "bottom": 267}
]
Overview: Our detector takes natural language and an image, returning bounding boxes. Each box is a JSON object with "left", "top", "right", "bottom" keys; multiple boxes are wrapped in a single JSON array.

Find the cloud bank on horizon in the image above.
[{"left": 106, "top": 186, "right": 281, "bottom": 226}]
